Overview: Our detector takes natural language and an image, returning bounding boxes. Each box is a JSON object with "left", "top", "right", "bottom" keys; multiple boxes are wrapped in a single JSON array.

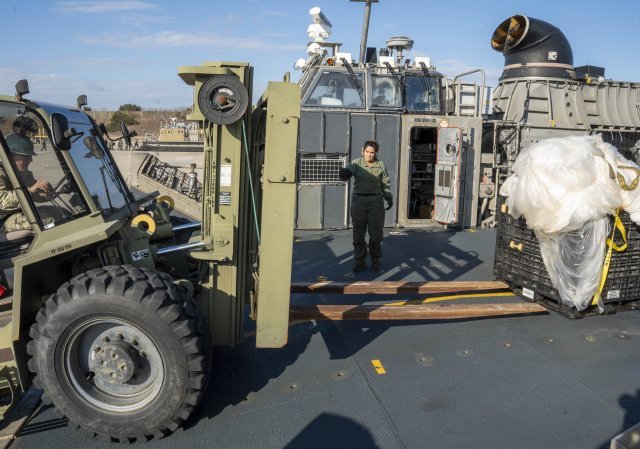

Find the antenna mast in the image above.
[{"left": 351, "top": 0, "right": 379, "bottom": 65}]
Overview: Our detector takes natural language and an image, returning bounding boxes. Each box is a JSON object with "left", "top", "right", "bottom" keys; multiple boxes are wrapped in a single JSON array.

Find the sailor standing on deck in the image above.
[{"left": 339, "top": 140, "right": 393, "bottom": 272}]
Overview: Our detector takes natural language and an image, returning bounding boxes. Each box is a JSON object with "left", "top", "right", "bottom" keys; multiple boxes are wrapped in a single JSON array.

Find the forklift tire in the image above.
[{"left": 27, "top": 265, "right": 210, "bottom": 443}]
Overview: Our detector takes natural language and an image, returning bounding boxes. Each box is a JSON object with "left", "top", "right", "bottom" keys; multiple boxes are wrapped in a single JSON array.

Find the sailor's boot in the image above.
[{"left": 353, "top": 258, "right": 366, "bottom": 272}]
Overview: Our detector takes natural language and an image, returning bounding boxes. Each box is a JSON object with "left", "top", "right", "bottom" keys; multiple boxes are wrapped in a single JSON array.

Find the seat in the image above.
[
  {"left": 320, "top": 97, "right": 343, "bottom": 106},
  {"left": 373, "top": 95, "right": 387, "bottom": 105},
  {"left": 410, "top": 101, "right": 429, "bottom": 111}
]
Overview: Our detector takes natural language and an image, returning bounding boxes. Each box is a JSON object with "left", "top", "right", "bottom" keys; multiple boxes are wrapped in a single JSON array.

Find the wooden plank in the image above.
[
  {"left": 289, "top": 302, "right": 547, "bottom": 321},
  {"left": 290, "top": 280, "right": 510, "bottom": 294}
]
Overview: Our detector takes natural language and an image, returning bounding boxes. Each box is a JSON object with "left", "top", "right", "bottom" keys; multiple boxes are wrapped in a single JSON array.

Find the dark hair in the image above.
[{"left": 363, "top": 140, "right": 379, "bottom": 152}]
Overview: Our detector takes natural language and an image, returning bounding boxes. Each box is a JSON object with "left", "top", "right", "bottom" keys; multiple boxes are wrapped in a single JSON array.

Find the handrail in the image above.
[{"left": 452, "top": 68, "right": 486, "bottom": 117}]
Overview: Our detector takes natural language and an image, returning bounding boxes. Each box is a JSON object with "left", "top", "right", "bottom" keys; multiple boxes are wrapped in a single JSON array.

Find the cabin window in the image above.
[
  {"left": 0, "top": 106, "right": 89, "bottom": 229},
  {"left": 303, "top": 71, "right": 365, "bottom": 108},
  {"left": 405, "top": 75, "right": 441, "bottom": 112},
  {"left": 370, "top": 76, "right": 402, "bottom": 108}
]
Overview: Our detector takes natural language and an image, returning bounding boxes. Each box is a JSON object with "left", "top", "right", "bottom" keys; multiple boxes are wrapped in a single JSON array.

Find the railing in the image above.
[
  {"left": 452, "top": 68, "right": 487, "bottom": 117},
  {"left": 139, "top": 155, "right": 203, "bottom": 201}
]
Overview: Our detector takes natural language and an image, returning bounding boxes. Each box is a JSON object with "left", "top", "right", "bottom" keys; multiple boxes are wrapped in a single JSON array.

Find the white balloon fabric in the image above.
[
  {"left": 499, "top": 135, "right": 640, "bottom": 311},
  {"left": 537, "top": 217, "right": 610, "bottom": 311},
  {"left": 500, "top": 135, "right": 622, "bottom": 236}
]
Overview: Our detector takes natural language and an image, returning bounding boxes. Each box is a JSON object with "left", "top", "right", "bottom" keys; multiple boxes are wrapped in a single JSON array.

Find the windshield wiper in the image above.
[
  {"left": 99, "top": 166, "right": 115, "bottom": 212},
  {"left": 92, "top": 129, "right": 132, "bottom": 207},
  {"left": 419, "top": 62, "right": 433, "bottom": 105},
  {"left": 384, "top": 62, "right": 403, "bottom": 91},
  {"left": 384, "top": 62, "right": 406, "bottom": 107},
  {"left": 340, "top": 58, "right": 364, "bottom": 101}
]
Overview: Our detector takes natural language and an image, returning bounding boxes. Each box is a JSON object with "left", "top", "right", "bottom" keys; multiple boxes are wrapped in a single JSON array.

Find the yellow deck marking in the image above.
[
  {"left": 467, "top": 229, "right": 477, "bottom": 232},
  {"left": 386, "top": 291, "right": 515, "bottom": 306},
  {"left": 371, "top": 359, "right": 386, "bottom": 374}
]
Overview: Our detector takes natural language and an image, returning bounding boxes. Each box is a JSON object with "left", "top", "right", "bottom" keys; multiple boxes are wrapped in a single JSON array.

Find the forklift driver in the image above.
[{"left": 0, "top": 134, "right": 52, "bottom": 233}]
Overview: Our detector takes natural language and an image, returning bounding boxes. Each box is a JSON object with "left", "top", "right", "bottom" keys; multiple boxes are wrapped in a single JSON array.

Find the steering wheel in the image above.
[{"left": 49, "top": 174, "right": 72, "bottom": 200}]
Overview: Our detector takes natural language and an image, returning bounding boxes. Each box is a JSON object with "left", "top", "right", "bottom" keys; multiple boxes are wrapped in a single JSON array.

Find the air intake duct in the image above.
[{"left": 491, "top": 14, "right": 574, "bottom": 80}]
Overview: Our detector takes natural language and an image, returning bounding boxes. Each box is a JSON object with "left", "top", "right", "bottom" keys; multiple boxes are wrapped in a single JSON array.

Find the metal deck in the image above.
[{"left": 10, "top": 227, "right": 640, "bottom": 449}]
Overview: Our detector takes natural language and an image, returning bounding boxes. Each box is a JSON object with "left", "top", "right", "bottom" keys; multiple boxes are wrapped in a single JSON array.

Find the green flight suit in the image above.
[{"left": 345, "top": 157, "right": 393, "bottom": 261}]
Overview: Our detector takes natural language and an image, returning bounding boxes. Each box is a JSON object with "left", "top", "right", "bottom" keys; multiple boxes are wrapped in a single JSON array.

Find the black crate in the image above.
[{"left": 494, "top": 199, "right": 640, "bottom": 318}]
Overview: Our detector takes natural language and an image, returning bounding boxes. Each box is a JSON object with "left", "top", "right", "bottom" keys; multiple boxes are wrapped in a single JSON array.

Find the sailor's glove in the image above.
[
  {"left": 385, "top": 199, "right": 393, "bottom": 211},
  {"left": 338, "top": 168, "right": 352, "bottom": 181}
]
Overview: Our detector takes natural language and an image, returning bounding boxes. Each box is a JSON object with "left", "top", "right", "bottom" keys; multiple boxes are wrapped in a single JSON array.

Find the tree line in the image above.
[{"left": 106, "top": 104, "right": 143, "bottom": 132}]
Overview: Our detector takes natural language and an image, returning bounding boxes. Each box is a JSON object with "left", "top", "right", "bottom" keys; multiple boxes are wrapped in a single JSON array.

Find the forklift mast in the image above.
[{"left": 178, "top": 62, "right": 300, "bottom": 347}]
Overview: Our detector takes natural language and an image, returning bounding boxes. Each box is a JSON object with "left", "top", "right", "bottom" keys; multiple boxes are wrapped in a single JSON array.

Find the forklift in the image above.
[
  {"left": 0, "top": 64, "right": 540, "bottom": 443},
  {"left": 0, "top": 64, "right": 298, "bottom": 442}
]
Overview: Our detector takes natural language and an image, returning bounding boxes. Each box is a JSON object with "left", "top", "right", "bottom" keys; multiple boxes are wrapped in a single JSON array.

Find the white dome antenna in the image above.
[{"left": 386, "top": 36, "right": 414, "bottom": 65}]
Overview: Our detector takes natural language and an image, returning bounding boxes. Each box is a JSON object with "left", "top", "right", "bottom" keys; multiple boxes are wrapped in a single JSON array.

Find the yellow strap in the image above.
[
  {"left": 616, "top": 165, "right": 640, "bottom": 191},
  {"left": 597, "top": 158, "right": 639, "bottom": 188},
  {"left": 608, "top": 211, "right": 628, "bottom": 252},
  {"left": 587, "top": 157, "right": 636, "bottom": 306},
  {"left": 596, "top": 153, "right": 616, "bottom": 180},
  {"left": 592, "top": 209, "right": 627, "bottom": 306}
]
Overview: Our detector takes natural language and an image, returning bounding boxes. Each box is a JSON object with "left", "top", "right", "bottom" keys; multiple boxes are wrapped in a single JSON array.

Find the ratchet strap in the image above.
[
  {"left": 591, "top": 162, "right": 638, "bottom": 309},
  {"left": 592, "top": 209, "right": 627, "bottom": 308}
]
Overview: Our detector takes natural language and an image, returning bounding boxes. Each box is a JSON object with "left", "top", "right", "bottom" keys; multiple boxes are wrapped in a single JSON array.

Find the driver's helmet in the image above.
[{"left": 4, "top": 134, "right": 36, "bottom": 156}]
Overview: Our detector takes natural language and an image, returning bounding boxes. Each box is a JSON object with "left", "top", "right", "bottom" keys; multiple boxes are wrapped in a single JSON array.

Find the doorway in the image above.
[{"left": 407, "top": 127, "right": 437, "bottom": 219}]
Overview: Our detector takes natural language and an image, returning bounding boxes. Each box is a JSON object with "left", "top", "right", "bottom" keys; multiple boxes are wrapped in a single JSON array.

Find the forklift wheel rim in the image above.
[{"left": 59, "top": 316, "right": 165, "bottom": 413}]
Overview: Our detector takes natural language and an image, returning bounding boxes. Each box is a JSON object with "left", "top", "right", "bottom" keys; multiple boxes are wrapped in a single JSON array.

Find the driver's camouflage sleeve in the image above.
[
  {"left": 1, "top": 213, "right": 31, "bottom": 232},
  {"left": 0, "top": 165, "right": 31, "bottom": 232},
  {"left": 0, "top": 166, "right": 21, "bottom": 211}
]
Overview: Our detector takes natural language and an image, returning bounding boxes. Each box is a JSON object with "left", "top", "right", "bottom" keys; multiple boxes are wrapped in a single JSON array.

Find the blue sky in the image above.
[{"left": 2, "top": 0, "right": 638, "bottom": 110}]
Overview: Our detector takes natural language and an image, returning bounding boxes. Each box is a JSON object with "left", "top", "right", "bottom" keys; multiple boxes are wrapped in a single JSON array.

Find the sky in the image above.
[{"left": 1, "top": 0, "right": 638, "bottom": 111}]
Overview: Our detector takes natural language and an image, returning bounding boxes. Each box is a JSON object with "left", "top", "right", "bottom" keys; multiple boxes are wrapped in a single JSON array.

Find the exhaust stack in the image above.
[{"left": 491, "top": 14, "right": 574, "bottom": 80}]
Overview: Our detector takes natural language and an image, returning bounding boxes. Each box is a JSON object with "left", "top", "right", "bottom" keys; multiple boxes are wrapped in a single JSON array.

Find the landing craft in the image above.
[
  {"left": 292, "top": 4, "right": 640, "bottom": 230},
  {"left": 128, "top": 4, "right": 640, "bottom": 231},
  {"left": 294, "top": 3, "right": 489, "bottom": 229}
]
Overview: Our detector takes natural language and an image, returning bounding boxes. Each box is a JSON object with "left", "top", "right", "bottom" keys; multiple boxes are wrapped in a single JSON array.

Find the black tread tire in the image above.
[{"left": 27, "top": 265, "right": 210, "bottom": 443}]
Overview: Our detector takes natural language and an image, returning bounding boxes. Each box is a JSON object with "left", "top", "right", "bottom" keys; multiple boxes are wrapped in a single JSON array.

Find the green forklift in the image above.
[{"left": 0, "top": 63, "right": 300, "bottom": 442}]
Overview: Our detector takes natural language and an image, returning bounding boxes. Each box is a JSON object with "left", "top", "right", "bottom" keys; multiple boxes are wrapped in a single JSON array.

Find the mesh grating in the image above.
[{"left": 298, "top": 154, "right": 346, "bottom": 183}]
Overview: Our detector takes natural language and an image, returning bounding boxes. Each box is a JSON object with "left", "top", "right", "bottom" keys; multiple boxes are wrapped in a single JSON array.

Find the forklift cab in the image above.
[
  {"left": 0, "top": 97, "right": 137, "bottom": 306},
  {"left": 0, "top": 107, "right": 82, "bottom": 238},
  {"left": 0, "top": 100, "right": 133, "bottom": 237}
]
